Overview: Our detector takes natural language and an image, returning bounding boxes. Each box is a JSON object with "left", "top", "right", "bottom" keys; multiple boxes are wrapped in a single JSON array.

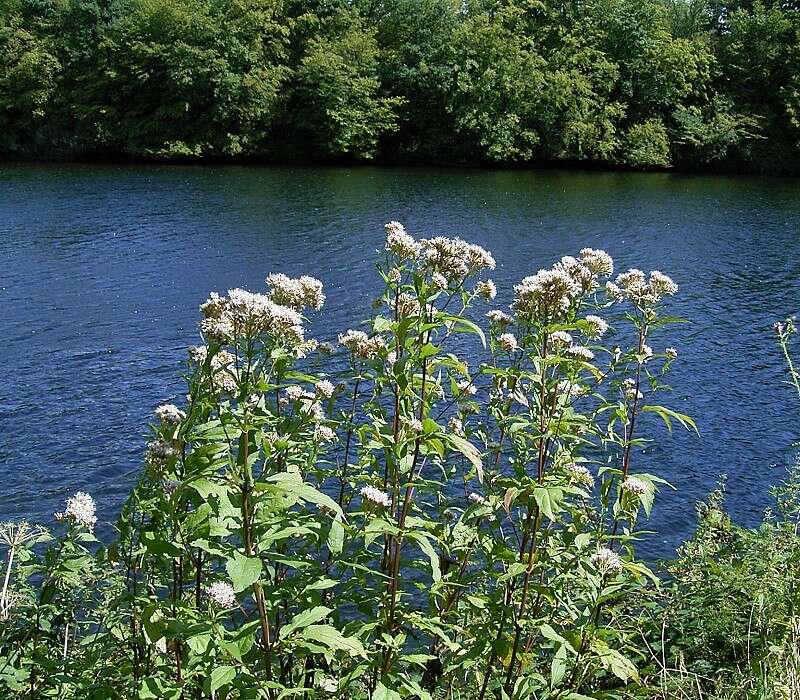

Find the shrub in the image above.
[{"left": 0, "top": 223, "right": 691, "bottom": 698}]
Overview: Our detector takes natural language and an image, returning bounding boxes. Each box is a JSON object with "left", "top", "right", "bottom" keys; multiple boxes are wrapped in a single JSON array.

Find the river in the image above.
[{"left": 1, "top": 163, "right": 799, "bottom": 558}]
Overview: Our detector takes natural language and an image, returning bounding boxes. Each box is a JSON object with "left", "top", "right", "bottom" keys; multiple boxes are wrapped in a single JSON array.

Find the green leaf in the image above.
[
  {"left": 300, "top": 625, "right": 367, "bottom": 658},
  {"left": 374, "top": 681, "right": 402, "bottom": 700},
  {"left": 642, "top": 404, "right": 699, "bottom": 434},
  {"left": 328, "top": 517, "right": 344, "bottom": 555},
  {"left": 279, "top": 606, "right": 333, "bottom": 640},
  {"left": 533, "top": 487, "right": 563, "bottom": 522},
  {"left": 226, "top": 551, "right": 262, "bottom": 593},
  {"left": 209, "top": 665, "right": 236, "bottom": 692},
  {"left": 447, "top": 434, "right": 484, "bottom": 482},
  {"left": 407, "top": 531, "right": 441, "bottom": 582}
]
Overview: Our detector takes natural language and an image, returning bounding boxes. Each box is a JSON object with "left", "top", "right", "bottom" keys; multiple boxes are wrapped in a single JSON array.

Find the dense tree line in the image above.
[{"left": 1, "top": 0, "right": 798, "bottom": 172}]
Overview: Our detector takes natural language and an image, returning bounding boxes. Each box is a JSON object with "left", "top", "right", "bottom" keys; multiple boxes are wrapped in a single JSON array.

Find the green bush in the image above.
[{"left": 0, "top": 223, "right": 695, "bottom": 698}]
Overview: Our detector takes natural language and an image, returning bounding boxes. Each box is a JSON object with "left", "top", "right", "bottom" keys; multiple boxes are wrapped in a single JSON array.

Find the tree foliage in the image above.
[{"left": 0, "top": 0, "right": 798, "bottom": 171}]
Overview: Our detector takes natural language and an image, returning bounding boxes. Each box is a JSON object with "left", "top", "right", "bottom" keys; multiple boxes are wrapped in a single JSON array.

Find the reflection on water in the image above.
[{"left": 1, "top": 163, "right": 799, "bottom": 558}]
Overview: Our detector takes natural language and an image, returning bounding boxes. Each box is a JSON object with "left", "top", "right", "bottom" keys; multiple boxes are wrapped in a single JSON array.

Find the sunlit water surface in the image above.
[{"left": 1, "top": 163, "right": 799, "bottom": 559}]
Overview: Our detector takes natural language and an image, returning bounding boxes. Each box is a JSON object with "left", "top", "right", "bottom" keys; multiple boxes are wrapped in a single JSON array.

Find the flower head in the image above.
[
  {"left": 497, "top": 333, "right": 518, "bottom": 352},
  {"left": 360, "top": 486, "right": 391, "bottom": 508},
  {"left": 591, "top": 548, "right": 623, "bottom": 576},
  {"left": 55, "top": 492, "right": 97, "bottom": 531},
  {"left": 385, "top": 221, "right": 420, "bottom": 259},
  {"left": 621, "top": 476, "right": 648, "bottom": 497},
  {"left": 155, "top": 403, "right": 184, "bottom": 425},
  {"left": 476, "top": 279, "right": 497, "bottom": 300},
  {"left": 315, "top": 380, "right": 336, "bottom": 399},
  {"left": 565, "top": 463, "right": 595, "bottom": 489},
  {"left": 207, "top": 581, "right": 237, "bottom": 609},
  {"left": 487, "top": 309, "right": 513, "bottom": 326},
  {"left": 468, "top": 492, "right": 487, "bottom": 506},
  {"left": 582, "top": 315, "right": 608, "bottom": 340}
]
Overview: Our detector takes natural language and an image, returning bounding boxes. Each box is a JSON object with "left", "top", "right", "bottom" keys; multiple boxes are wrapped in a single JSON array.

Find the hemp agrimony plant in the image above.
[{"left": 0, "top": 223, "right": 693, "bottom": 699}]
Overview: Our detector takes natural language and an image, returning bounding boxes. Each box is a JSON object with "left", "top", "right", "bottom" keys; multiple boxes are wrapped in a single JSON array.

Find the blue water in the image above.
[{"left": 1, "top": 163, "right": 799, "bottom": 558}]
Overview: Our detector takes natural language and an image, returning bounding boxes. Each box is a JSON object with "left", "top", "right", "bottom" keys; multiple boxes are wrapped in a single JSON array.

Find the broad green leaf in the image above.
[
  {"left": 279, "top": 606, "right": 332, "bottom": 639},
  {"left": 209, "top": 665, "right": 236, "bottom": 692},
  {"left": 447, "top": 434, "right": 484, "bottom": 482},
  {"left": 300, "top": 625, "right": 367, "bottom": 658},
  {"left": 533, "top": 486, "right": 563, "bottom": 522},
  {"left": 226, "top": 551, "right": 262, "bottom": 593}
]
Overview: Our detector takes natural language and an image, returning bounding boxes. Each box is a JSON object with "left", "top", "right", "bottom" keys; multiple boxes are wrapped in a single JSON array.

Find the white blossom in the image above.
[
  {"left": 448, "top": 417, "right": 464, "bottom": 436},
  {"left": 155, "top": 403, "right": 184, "bottom": 425},
  {"left": 486, "top": 309, "right": 513, "bottom": 326},
  {"left": 468, "top": 492, "right": 487, "bottom": 506},
  {"left": 583, "top": 315, "right": 608, "bottom": 339},
  {"left": 207, "top": 581, "right": 237, "bottom": 609},
  {"left": 315, "top": 380, "right": 336, "bottom": 399},
  {"left": 591, "top": 547, "right": 623, "bottom": 576},
  {"left": 314, "top": 425, "right": 336, "bottom": 442},
  {"left": 55, "top": 492, "right": 97, "bottom": 531},
  {"left": 266, "top": 273, "right": 325, "bottom": 311},
  {"left": 565, "top": 463, "right": 595, "bottom": 489},
  {"left": 622, "top": 476, "right": 648, "bottom": 496},
  {"left": 513, "top": 268, "right": 580, "bottom": 318},
  {"left": 497, "top": 333, "right": 518, "bottom": 352},
  {"left": 566, "top": 345, "right": 594, "bottom": 362},
  {"left": 579, "top": 248, "right": 614, "bottom": 276},
  {"left": 456, "top": 379, "right": 477, "bottom": 396},
  {"left": 549, "top": 330, "right": 573, "bottom": 346},
  {"left": 401, "top": 416, "right": 423, "bottom": 434},
  {"left": 476, "top": 279, "right": 497, "bottom": 300},
  {"left": 666, "top": 347, "right": 678, "bottom": 360},
  {"left": 385, "top": 221, "right": 421, "bottom": 259},
  {"left": 360, "top": 486, "right": 391, "bottom": 508},
  {"left": 622, "top": 378, "right": 643, "bottom": 401}
]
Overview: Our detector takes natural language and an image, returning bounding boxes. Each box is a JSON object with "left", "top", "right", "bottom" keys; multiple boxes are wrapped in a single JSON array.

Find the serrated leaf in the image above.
[
  {"left": 279, "top": 606, "right": 332, "bottom": 640},
  {"left": 226, "top": 551, "right": 262, "bottom": 593}
]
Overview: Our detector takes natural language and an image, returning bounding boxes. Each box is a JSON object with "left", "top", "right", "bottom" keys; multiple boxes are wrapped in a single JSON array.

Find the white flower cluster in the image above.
[
  {"left": 456, "top": 379, "right": 477, "bottom": 397},
  {"left": 565, "top": 463, "right": 595, "bottom": 489},
  {"left": 448, "top": 417, "right": 464, "bottom": 436},
  {"left": 621, "top": 476, "right": 648, "bottom": 497},
  {"left": 476, "top": 279, "right": 497, "bottom": 300},
  {"left": 579, "top": 248, "right": 614, "bottom": 276},
  {"left": 155, "top": 403, "right": 184, "bottom": 425},
  {"left": 395, "top": 292, "right": 421, "bottom": 317},
  {"left": 206, "top": 581, "right": 237, "bottom": 609},
  {"left": 513, "top": 249, "right": 614, "bottom": 319},
  {"left": 147, "top": 439, "right": 179, "bottom": 467},
  {"left": 497, "top": 333, "right": 518, "bottom": 352},
  {"left": 591, "top": 547, "right": 623, "bottom": 576},
  {"left": 622, "top": 378, "right": 643, "bottom": 401},
  {"left": 315, "top": 380, "right": 336, "bottom": 399},
  {"left": 265, "top": 273, "right": 326, "bottom": 311},
  {"left": 385, "top": 221, "right": 420, "bottom": 259},
  {"left": 468, "top": 492, "right": 487, "bottom": 506},
  {"left": 200, "top": 286, "right": 308, "bottom": 346},
  {"left": 401, "top": 416, "right": 423, "bottom": 434},
  {"left": 608, "top": 269, "right": 678, "bottom": 306},
  {"left": 557, "top": 380, "right": 586, "bottom": 399},
  {"left": 582, "top": 315, "right": 608, "bottom": 339},
  {"left": 314, "top": 425, "right": 336, "bottom": 442},
  {"left": 55, "top": 491, "right": 97, "bottom": 531},
  {"left": 360, "top": 485, "right": 391, "bottom": 508},
  {"left": 666, "top": 347, "right": 678, "bottom": 360},
  {"left": 284, "top": 385, "right": 308, "bottom": 402},
  {"left": 486, "top": 309, "right": 513, "bottom": 326},
  {"left": 338, "top": 330, "right": 386, "bottom": 359},
  {"left": 513, "top": 268, "right": 579, "bottom": 318},
  {"left": 420, "top": 236, "right": 496, "bottom": 281},
  {"left": 566, "top": 345, "right": 594, "bottom": 362},
  {"left": 549, "top": 330, "right": 572, "bottom": 346},
  {"left": 640, "top": 344, "right": 653, "bottom": 362}
]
